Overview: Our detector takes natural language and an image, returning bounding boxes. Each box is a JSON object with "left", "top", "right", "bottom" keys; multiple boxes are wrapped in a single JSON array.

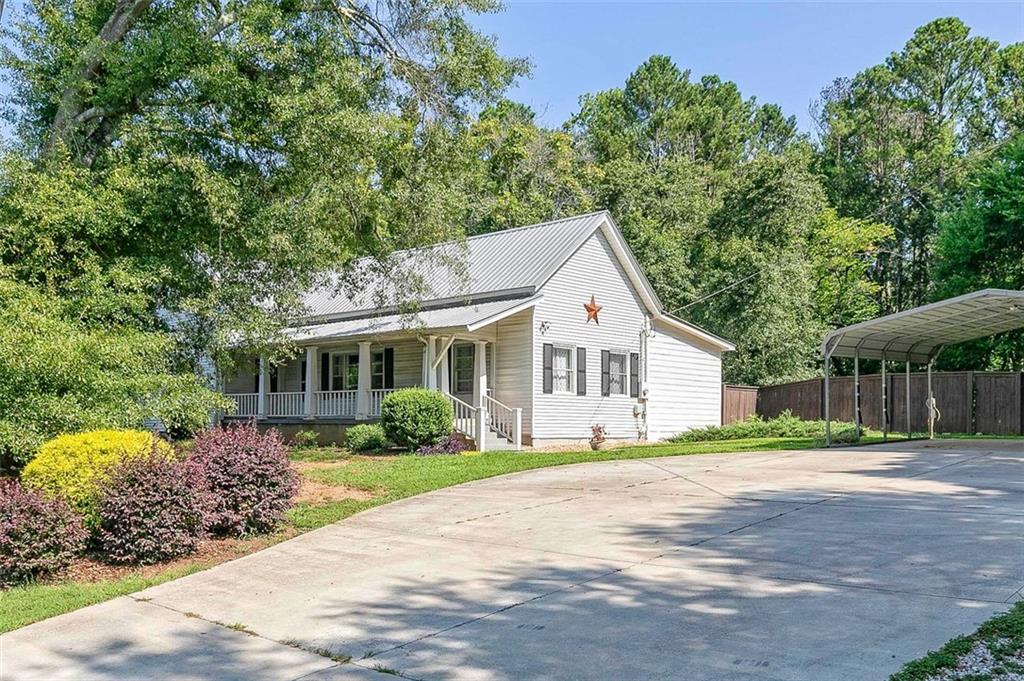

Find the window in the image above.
[
  {"left": 333, "top": 351, "right": 384, "bottom": 390},
  {"left": 552, "top": 346, "right": 574, "bottom": 394},
  {"left": 453, "top": 344, "right": 474, "bottom": 394},
  {"left": 608, "top": 352, "right": 627, "bottom": 396}
]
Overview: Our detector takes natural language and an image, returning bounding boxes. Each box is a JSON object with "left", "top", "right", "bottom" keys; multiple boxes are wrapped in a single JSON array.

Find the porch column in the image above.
[
  {"left": 355, "top": 341, "right": 372, "bottom": 420},
  {"left": 304, "top": 346, "right": 317, "bottom": 419},
  {"left": 257, "top": 355, "right": 268, "bottom": 420},
  {"left": 440, "top": 347, "right": 450, "bottom": 394},
  {"left": 423, "top": 335, "right": 438, "bottom": 390},
  {"left": 473, "top": 340, "right": 488, "bottom": 408}
]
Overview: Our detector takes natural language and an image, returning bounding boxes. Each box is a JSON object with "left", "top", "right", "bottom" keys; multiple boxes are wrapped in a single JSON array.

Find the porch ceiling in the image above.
[{"left": 285, "top": 295, "right": 540, "bottom": 344}]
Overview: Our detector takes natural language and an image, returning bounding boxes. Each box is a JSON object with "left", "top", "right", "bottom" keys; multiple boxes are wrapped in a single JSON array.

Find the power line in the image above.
[{"left": 667, "top": 271, "right": 760, "bottom": 316}]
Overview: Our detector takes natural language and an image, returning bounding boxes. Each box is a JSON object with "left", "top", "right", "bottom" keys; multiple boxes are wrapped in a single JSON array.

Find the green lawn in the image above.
[
  {"left": 890, "top": 601, "right": 1024, "bottom": 680},
  {"left": 1, "top": 434, "right": 891, "bottom": 634}
]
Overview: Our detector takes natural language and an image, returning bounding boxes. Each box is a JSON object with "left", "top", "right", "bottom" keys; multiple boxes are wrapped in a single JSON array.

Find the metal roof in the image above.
[
  {"left": 821, "top": 289, "right": 1024, "bottom": 364},
  {"left": 301, "top": 212, "right": 610, "bottom": 320},
  {"left": 286, "top": 296, "right": 541, "bottom": 343}
]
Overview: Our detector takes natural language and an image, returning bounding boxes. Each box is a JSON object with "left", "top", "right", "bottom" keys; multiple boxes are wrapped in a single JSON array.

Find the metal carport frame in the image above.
[{"left": 820, "top": 289, "right": 1024, "bottom": 446}]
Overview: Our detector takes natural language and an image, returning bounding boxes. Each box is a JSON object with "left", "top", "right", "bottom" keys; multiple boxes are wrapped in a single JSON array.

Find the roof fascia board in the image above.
[
  {"left": 654, "top": 313, "right": 736, "bottom": 352},
  {"left": 466, "top": 295, "right": 543, "bottom": 332}
]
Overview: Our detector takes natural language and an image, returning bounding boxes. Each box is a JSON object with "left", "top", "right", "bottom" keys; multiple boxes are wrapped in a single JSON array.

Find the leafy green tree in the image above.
[
  {"left": 932, "top": 135, "right": 1024, "bottom": 369},
  {"left": 0, "top": 280, "right": 227, "bottom": 468},
  {"left": 817, "top": 18, "right": 1021, "bottom": 311}
]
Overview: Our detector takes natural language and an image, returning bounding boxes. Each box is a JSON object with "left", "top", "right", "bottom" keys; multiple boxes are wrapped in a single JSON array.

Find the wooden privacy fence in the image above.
[
  {"left": 756, "top": 371, "right": 1024, "bottom": 435},
  {"left": 722, "top": 384, "right": 758, "bottom": 424}
]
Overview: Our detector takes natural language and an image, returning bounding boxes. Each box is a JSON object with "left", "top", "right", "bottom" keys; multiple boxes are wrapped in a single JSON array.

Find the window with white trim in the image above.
[
  {"left": 552, "top": 346, "right": 574, "bottom": 394},
  {"left": 331, "top": 351, "right": 383, "bottom": 390},
  {"left": 453, "top": 344, "right": 474, "bottom": 394},
  {"left": 608, "top": 352, "right": 627, "bottom": 396}
]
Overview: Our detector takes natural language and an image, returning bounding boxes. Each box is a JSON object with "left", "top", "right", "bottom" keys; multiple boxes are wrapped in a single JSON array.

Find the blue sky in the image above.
[{"left": 471, "top": 1, "right": 1024, "bottom": 133}]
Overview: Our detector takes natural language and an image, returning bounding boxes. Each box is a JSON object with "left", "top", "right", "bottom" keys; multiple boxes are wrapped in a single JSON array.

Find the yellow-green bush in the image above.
[{"left": 22, "top": 430, "right": 173, "bottom": 525}]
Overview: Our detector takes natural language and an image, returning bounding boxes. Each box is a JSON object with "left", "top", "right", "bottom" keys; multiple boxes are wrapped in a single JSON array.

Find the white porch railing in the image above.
[
  {"left": 316, "top": 390, "right": 357, "bottom": 417},
  {"left": 267, "top": 392, "right": 305, "bottom": 417},
  {"left": 369, "top": 389, "right": 399, "bottom": 416},
  {"left": 484, "top": 395, "right": 522, "bottom": 450},
  {"left": 229, "top": 393, "right": 259, "bottom": 417},
  {"left": 446, "top": 393, "right": 480, "bottom": 446}
]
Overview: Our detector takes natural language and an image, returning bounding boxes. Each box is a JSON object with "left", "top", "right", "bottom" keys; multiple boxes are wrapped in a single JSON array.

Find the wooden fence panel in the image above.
[
  {"left": 753, "top": 371, "right": 1017, "bottom": 435},
  {"left": 758, "top": 379, "right": 821, "bottom": 421},
  {"left": 974, "top": 373, "right": 1022, "bottom": 435},
  {"left": 722, "top": 385, "right": 758, "bottom": 424}
]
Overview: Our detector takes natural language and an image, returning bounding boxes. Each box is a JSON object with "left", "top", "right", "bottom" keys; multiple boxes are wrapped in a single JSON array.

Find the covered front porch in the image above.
[{"left": 221, "top": 320, "right": 529, "bottom": 450}]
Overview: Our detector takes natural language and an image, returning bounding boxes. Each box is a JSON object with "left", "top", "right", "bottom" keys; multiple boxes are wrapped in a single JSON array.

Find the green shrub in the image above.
[
  {"left": 379, "top": 388, "right": 453, "bottom": 451},
  {"left": 0, "top": 281, "right": 228, "bottom": 469},
  {"left": 290, "top": 430, "right": 320, "bottom": 449},
  {"left": 21, "top": 430, "right": 173, "bottom": 527},
  {"left": 346, "top": 424, "right": 389, "bottom": 452},
  {"left": 669, "top": 410, "right": 863, "bottom": 444}
]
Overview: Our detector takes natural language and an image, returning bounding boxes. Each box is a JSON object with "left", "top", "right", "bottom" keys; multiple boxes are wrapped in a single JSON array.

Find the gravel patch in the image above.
[{"left": 926, "top": 639, "right": 1024, "bottom": 680}]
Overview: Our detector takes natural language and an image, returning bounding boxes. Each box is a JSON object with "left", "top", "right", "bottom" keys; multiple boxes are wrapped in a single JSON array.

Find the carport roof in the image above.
[{"left": 821, "top": 289, "right": 1024, "bottom": 364}]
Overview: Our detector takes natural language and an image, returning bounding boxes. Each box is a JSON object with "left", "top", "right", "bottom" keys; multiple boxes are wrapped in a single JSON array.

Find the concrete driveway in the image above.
[{"left": 3, "top": 439, "right": 1023, "bottom": 681}]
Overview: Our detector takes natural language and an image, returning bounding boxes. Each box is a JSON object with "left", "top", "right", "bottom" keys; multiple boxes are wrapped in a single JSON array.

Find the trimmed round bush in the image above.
[
  {"left": 95, "top": 455, "right": 210, "bottom": 565},
  {"left": 0, "top": 479, "right": 87, "bottom": 587},
  {"left": 22, "top": 430, "right": 173, "bottom": 526},
  {"left": 346, "top": 424, "right": 389, "bottom": 452},
  {"left": 188, "top": 423, "right": 299, "bottom": 537},
  {"left": 379, "top": 388, "right": 453, "bottom": 451}
]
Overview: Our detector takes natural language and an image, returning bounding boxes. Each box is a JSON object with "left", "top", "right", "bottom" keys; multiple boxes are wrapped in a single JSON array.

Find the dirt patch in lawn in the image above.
[{"left": 296, "top": 478, "right": 376, "bottom": 504}]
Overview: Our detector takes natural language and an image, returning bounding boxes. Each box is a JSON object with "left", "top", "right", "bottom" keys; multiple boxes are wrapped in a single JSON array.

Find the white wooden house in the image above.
[{"left": 221, "top": 212, "right": 733, "bottom": 450}]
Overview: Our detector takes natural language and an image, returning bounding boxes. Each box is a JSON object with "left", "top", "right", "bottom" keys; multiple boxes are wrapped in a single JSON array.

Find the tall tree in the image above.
[
  {"left": 0, "top": 0, "right": 524, "bottom": 360},
  {"left": 816, "top": 18, "right": 1022, "bottom": 311}
]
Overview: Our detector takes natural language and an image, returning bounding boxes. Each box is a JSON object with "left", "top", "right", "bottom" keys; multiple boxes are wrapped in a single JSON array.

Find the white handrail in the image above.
[
  {"left": 445, "top": 393, "right": 478, "bottom": 443},
  {"left": 483, "top": 395, "right": 514, "bottom": 440},
  {"left": 369, "top": 388, "right": 399, "bottom": 416},
  {"left": 266, "top": 392, "right": 305, "bottom": 417},
  {"left": 316, "top": 390, "right": 357, "bottom": 417},
  {"left": 229, "top": 393, "right": 259, "bottom": 417}
]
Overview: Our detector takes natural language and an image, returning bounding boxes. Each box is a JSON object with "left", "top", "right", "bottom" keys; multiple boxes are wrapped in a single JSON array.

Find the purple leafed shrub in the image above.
[
  {"left": 0, "top": 479, "right": 87, "bottom": 587},
  {"left": 95, "top": 455, "right": 210, "bottom": 565},
  {"left": 188, "top": 423, "right": 299, "bottom": 537},
  {"left": 416, "top": 434, "right": 471, "bottom": 456}
]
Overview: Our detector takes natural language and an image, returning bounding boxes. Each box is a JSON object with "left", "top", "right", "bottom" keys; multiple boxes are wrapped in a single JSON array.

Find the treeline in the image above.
[{"left": 0, "top": 3, "right": 1021, "bottom": 461}]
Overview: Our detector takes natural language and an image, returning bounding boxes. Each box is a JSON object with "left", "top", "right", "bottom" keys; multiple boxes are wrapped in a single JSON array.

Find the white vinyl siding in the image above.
[
  {"left": 532, "top": 230, "right": 647, "bottom": 441},
  {"left": 493, "top": 308, "right": 534, "bottom": 439},
  {"left": 645, "top": 319, "right": 724, "bottom": 440}
]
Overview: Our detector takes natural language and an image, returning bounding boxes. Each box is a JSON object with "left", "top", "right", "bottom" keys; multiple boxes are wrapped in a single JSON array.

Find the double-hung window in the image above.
[
  {"left": 552, "top": 346, "right": 574, "bottom": 394},
  {"left": 453, "top": 344, "right": 474, "bottom": 394},
  {"left": 607, "top": 352, "right": 628, "bottom": 396},
  {"left": 331, "top": 351, "right": 383, "bottom": 390}
]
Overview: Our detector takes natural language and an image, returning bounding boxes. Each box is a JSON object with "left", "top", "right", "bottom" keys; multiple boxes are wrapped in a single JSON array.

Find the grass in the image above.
[
  {"left": 0, "top": 434, "right": 898, "bottom": 634},
  {"left": 890, "top": 600, "right": 1024, "bottom": 680}
]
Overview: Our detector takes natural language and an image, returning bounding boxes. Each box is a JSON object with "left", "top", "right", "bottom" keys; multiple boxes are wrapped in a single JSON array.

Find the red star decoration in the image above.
[{"left": 584, "top": 295, "right": 602, "bottom": 325}]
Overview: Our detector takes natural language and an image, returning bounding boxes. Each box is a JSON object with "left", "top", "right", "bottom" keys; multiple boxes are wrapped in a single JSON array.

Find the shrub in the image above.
[
  {"left": 346, "top": 424, "right": 389, "bottom": 452},
  {"left": 290, "top": 430, "right": 320, "bottom": 449},
  {"left": 95, "top": 454, "right": 210, "bottom": 565},
  {"left": 379, "top": 388, "right": 453, "bottom": 451},
  {"left": 0, "top": 479, "right": 87, "bottom": 587},
  {"left": 669, "top": 410, "right": 864, "bottom": 444},
  {"left": 416, "top": 434, "right": 470, "bottom": 456},
  {"left": 0, "top": 280, "right": 228, "bottom": 470},
  {"left": 188, "top": 423, "right": 298, "bottom": 537},
  {"left": 22, "top": 430, "right": 173, "bottom": 526}
]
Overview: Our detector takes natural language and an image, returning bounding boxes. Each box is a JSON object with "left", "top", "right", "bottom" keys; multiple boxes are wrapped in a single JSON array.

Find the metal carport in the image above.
[{"left": 820, "top": 289, "right": 1024, "bottom": 446}]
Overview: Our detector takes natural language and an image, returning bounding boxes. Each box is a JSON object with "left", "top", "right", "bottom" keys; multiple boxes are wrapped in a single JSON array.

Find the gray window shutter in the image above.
[
  {"left": 320, "top": 353, "right": 330, "bottom": 391},
  {"left": 630, "top": 352, "right": 640, "bottom": 397},
  {"left": 601, "top": 350, "right": 610, "bottom": 397},
  {"left": 576, "top": 347, "right": 587, "bottom": 395},
  {"left": 542, "top": 343, "right": 553, "bottom": 394},
  {"left": 270, "top": 366, "right": 278, "bottom": 393}
]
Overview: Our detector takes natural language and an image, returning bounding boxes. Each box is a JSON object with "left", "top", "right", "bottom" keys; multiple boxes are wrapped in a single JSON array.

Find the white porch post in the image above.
[
  {"left": 257, "top": 355, "right": 268, "bottom": 420},
  {"left": 473, "top": 340, "right": 488, "bottom": 407},
  {"left": 440, "top": 348, "right": 450, "bottom": 394},
  {"left": 423, "top": 335, "right": 438, "bottom": 390},
  {"left": 304, "top": 346, "right": 317, "bottom": 419},
  {"left": 356, "top": 341, "right": 372, "bottom": 420}
]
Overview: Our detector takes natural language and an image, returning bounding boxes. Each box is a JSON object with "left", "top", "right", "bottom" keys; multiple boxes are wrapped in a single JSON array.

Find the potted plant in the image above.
[{"left": 590, "top": 424, "right": 608, "bottom": 450}]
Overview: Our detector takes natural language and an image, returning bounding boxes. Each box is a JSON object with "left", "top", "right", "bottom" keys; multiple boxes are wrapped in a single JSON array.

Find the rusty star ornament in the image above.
[{"left": 584, "top": 295, "right": 602, "bottom": 324}]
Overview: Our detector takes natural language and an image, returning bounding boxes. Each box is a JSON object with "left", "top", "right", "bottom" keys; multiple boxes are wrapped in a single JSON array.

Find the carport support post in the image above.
[
  {"left": 881, "top": 353, "right": 888, "bottom": 442},
  {"left": 823, "top": 348, "right": 831, "bottom": 447},
  {"left": 927, "top": 359, "right": 935, "bottom": 439},
  {"left": 853, "top": 351, "right": 861, "bottom": 443},
  {"left": 905, "top": 360, "right": 912, "bottom": 439}
]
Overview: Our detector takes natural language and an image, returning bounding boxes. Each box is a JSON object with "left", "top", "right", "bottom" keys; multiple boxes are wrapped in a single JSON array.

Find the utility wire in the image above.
[{"left": 666, "top": 271, "right": 760, "bottom": 316}]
